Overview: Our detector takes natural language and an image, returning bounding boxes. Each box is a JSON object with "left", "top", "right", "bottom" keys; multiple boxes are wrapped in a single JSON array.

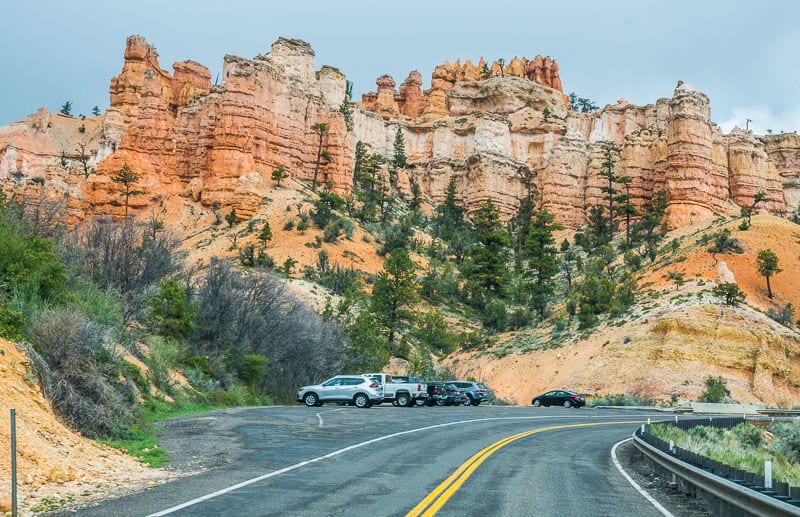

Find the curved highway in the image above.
[{"left": 58, "top": 405, "right": 672, "bottom": 516}]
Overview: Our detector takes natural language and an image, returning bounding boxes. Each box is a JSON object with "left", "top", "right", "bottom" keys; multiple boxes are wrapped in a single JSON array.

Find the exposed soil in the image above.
[{"left": 0, "top": 339, "right": 169, "bottom": 516}]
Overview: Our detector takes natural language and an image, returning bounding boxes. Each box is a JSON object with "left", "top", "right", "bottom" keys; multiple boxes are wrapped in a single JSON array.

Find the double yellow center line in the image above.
[{"left": 406, "top": 421, "right": 642, "bottom": 517}]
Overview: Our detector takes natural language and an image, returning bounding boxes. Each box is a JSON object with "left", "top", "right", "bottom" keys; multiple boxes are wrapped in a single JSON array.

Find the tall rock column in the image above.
[
  {"left": 727, "top": 128, "right": 785, "bottom": 215},
  {"left": 664, "top": 82, "right": 715, "bottom": 229},
  {"left": 765, "top": 133, "right": 800, "bottom": 213}
]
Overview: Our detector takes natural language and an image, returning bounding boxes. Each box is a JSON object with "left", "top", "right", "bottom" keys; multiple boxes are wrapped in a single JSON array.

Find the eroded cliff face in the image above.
[{"left": 0, "top": 36, "right": 798, "bottom": 228}]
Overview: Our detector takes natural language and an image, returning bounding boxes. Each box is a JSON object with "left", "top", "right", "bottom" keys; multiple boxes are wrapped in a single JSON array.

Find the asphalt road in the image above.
[{"left": 55, "top": 405, "right": 674, "bottom": 517}]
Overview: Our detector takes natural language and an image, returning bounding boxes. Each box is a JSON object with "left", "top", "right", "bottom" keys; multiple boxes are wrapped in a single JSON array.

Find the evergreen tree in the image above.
[
  {"left": 632, "top": 191, "right": 668, "bottom": 261},
  {"left": 392, "top": 127, "right": 407, "bottom": 170},
  {"left": 510, "top": 193, "right": 535, "bottom": 270},
  {"left": 344, "top": 310, "right": 390, "bottom": 372},
  {"left": 435, "top": 177, "right": 466, "bottom": 242},
  {"left": 615, "top": 175, "right": 638, "bottom": 249},
  {"left": 463, "top": 199, "right": 510, "bottom": 306},
  {"left": 339, "top": 100, "right": 353, "bottom": 132},
  {"left": 371, "top": 248, "right": 418, "bottom": 353},
  {"left": 409, "top": 180, "right": 422, "bottom": 211},
  {"left": 147, "top": 278, "right": 197, "bottom": 339},
  {"left": 712, "top": 283, "right": 746, "bottom": 306},
  {"left": 598, "top": 140, "right": 621, "bottom": 243},
  {"left": 311, "top": 122, "right": 329, "bottom": 192},
  {"left": 60, "top": 100, "right": 73, "bottom": 116},
  {"left": 756, "top": 249, "right": 781, "bottom": 299},
  {"left": 523, "top": 208, "right": 563, "bottom": 319},
  {"left": 354, "top": 151, "right": 387, "bottom": 222},
  {"left": 259, "top": 221, "right": 272, "bottom": 247},
  {"left": 225, "top": 209, "right": 237, "bottom": 228},
  {"left": 740, "top": 191, "right": 768, "bottom": 230},
  {"left": 111, "top": 163, "right": 144, "bottom": 218},
  {"left": 271, "top": 164, "right": 289, "bottom": 187},
  {"left": 586, "top": 205, "right": 611, "bottom": 249},
  {"left": 91, "top": 106, "right": 101, "bottom": 116}
]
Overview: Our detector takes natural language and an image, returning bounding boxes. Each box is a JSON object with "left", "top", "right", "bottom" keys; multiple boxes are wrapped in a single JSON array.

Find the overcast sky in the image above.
[{"left": 2, "top": 1, "right": 799, "bottom": 134}]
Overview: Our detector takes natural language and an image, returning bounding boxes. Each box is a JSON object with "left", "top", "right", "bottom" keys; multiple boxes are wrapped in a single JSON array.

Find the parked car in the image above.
[
  {"left": 450, "top": 381, "right": 493, "bottom": 406},
  {"left": 425, "top": 382, "right": 465, "bottom": 406},
  {"left": 363, "top": 373, "right": 428, "bottom": 407},
  {"left": 296, "top": 375, "right": 383, "bottom": 408},
  {"left": 531, "top": 390, "right": 586, "bottom": 408}
]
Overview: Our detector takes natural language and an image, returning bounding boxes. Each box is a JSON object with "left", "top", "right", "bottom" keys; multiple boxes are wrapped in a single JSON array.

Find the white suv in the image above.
[{"left": 296, "top": 375, "right": 383, "bottom": 408}]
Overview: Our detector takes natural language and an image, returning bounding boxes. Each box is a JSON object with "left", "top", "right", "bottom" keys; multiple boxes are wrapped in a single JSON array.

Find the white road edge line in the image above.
[
  {"left": 148, "top": 414, "right": 632, "bottom": 516},
  {"left": 316, "top": 412, "right": 323, "bottom": 427},
  {"left": 611, "top": 437, "right": 674, "bottom": 517}
]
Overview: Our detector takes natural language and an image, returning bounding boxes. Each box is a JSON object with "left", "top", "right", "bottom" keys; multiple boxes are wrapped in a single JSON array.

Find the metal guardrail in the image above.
[{"left": 633, "top": 428, "right": 800, "bottom": 516}]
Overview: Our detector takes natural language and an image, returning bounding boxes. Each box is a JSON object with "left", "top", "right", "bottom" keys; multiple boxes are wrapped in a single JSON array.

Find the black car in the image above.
[{"left": 531, "top": 390, "right": 586, "bottom": 408}]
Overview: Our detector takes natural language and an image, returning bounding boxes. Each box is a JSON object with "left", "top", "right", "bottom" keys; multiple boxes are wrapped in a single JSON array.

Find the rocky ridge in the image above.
[{"left": 0, "top": 36, "right": 798, "bottom": 230}]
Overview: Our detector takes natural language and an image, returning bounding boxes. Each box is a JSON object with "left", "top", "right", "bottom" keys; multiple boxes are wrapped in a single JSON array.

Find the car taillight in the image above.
[
  {"left": 370, "top": 383, "right": 379, "bottom": 388},
  {"left": 418, "top": 384, "right": 422, "bottom": 391},
  {"left": 570, "top": 395, "right": 579, "bottom": 399},
  {"left": 475, "top": 389, "right": 483, "bottom": 393}
]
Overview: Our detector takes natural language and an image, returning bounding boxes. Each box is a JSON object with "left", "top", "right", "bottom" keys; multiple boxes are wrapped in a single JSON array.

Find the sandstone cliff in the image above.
[{"left": 0, "top": 36, "right": 798, "bottom": 230}]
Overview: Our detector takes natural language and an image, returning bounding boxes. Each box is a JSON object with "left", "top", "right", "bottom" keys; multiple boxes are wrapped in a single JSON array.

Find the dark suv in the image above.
[
  {"left": 450, "top": 381, "right": 492, "bottom": 406},
  {"left": 425, "top": 382, "right": 466, "bottom": 406}
]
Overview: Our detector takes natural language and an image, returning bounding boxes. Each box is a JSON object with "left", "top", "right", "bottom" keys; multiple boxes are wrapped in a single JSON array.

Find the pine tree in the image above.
[
  {"left": 615, "top": 175, "right": 638, "bottom": 249},
  {"left": 632, "top": 191, "right": 668, "bottom": 261},
  {"left": 392, "top": 127, "right": 407, "bottom": 170},
  {"left": 339, "top": 99, "right": 353, "bottom": 132},
  {"left": 463, "top": 199, "right": 511, "bottom": 306},
  {"left": 371, "top": 248, "right": 418, "bottom": 352},
  {"left": 598, "top": 140, "right": 621, "bottom": 243},
  {"left": 60, "top": 100, "right": 73, "bottom": 116},
  {"left": 756, "top": 249, "right": 781, "bottom": 298},
  {"left": 111, "top": 163, "right": 144, "bottom": 218},
  {"left": 354, "top": 151, "right": 387, "bottom": 222},
  {"left": 524, "top": 208, "right": 563, "bottom": 319},
  {"left": 311, "top": 122, "right": 329, "bottom": 192},
  {"left": 435, "top": 177, "right": 466, "bottom": 242},
  {"left": 147, "top": 279, "right": 197, "bottom": 339},
  {"left": 225, "top": 209, "right": 237, "bottom": 228},
  {"left": 259, "top": 221, "right": 272, "bottom": 247},
  {"left": 410, "top": 180, "right": 421, "bottom": 211},
  {"left": 344, "top": 311, "right": 390, "bottom": 372},
  {"left": 271, "top": 165, "right": 289, "bottom": 187},
  {"left": 740, "top": 191, "right": 768, "bottom": 229},
  {"left": 91, "top": 106, "right": 101, "bottom": 116}
]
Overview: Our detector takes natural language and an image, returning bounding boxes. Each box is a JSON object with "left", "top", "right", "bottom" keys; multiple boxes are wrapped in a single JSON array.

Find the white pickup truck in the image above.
[{"left": 364, "top": 373, "right": 428, "bottom": 407}]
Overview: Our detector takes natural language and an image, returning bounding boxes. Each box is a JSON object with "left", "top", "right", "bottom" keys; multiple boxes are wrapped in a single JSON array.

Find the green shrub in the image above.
[
  {"left": 700, "top": 375, "right": 729, "bottom": 402},
  {"left": 772, "top": 421, "right": 800, "bottom": 463},
  {"left": 731, "top": 423, "right": 764, "bottom": 448},
  {"left": 144, "top": 336, "right": 187, "bottom": 392},
  {"left": 0, "top": 299, "right": 24, "bottom": 339}
]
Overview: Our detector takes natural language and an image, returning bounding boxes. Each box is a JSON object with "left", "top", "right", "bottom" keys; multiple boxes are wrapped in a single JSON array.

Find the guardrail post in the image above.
[
  {"left": 11, "top": 408, "right": 17, "bottom": 517},
  {"left": 764, "top": 460, "right": 772, "bottom": 489}
]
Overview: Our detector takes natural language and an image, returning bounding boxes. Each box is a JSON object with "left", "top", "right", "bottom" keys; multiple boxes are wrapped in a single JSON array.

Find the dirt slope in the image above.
[
  {"left": 0, "top": 338, "right": 167, "bottom": 515},
  {"left": 449, "top": 215, "right": 800, "bottom": 407}
]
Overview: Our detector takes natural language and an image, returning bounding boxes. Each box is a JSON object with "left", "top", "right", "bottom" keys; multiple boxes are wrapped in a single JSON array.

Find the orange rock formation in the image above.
[{"left": 0, "top": 37, "right": 798, "bottom": 231}]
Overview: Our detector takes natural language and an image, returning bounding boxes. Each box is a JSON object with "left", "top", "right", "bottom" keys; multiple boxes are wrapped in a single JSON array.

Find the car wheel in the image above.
[
  {"left": 435, "top": 398, "right": 447, "bottom": 407},
  {"left": 533, "top": 399, "right": 541, "bottom": 407},
  {"left": 303, "top": 393, "right": 318, "bottom": 407},
  {"left": 353, "top": 393, "right": 370, "bottom": 408},
  {"left": 396, "top": 393, "right": 411, "bottom": 407},
  {"left": 392, "top": 400, "right": 400, "bottom": 407},
  {"left": 563, "top": 400, "right": 573, "bottom": 408}
]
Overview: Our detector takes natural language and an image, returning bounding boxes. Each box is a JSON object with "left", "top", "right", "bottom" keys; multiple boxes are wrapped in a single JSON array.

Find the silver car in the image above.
[{"left": 296, "top": 375, "right": 383, "bottom": 408}]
